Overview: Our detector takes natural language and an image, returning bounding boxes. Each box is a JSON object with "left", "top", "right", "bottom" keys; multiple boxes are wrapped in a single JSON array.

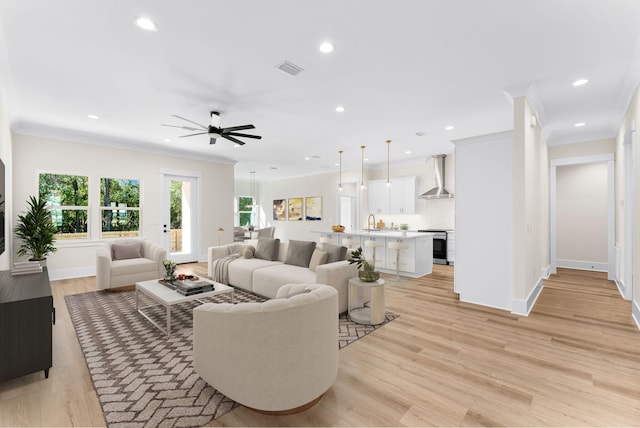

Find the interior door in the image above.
[{"left": 162, "top": 174, "right": 199, "bottom": 264}]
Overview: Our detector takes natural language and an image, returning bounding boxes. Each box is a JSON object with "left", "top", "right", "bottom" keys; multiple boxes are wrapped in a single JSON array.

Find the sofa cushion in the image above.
[
  {"left": 112, "top": 242, "right": 142, "bottom": 260},
  {"left": 309, "top": 249, "right": 328, "bottom": 272},
  {"left": 284, "top": 240, "right": 316, "bottom": 267},
  {"left": 110, "top": 258, "right": 158, "bottom": 276},
  {"left": 252, "top": 264, "right": 317, "bottom": 298},
  {"left": 255, "top": 237, "right": 280, "bottom": 261},
  {"left": 322, "top": 243, "right": 347, "bottom": 263},
  {"left": 227, "top": 257, "right": 282, "bottom": 291}
]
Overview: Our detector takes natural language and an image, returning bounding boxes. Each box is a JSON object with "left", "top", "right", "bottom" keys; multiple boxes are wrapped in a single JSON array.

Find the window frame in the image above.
[
  {"left": 99, "top": 177, "right": 142, "bottom": 239},
  {"left": 38, "top": 173, "right": 90, "bottom": 241}
]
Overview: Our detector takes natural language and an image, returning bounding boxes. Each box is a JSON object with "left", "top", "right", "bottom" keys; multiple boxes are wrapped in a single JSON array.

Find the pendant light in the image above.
[
  {"left": 386, "top": 139, "right": 391, "bottom": 187},
  {"left": 338, "top": 150, "right": 344, "bottom": 192},
  {"left": 360, "top": 145, "right": 366, "bottom": 190}
]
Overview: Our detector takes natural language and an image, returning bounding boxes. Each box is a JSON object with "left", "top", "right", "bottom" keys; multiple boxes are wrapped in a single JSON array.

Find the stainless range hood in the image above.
[{"left": 420, "top": 154, "right": 453, "bottom": 199}]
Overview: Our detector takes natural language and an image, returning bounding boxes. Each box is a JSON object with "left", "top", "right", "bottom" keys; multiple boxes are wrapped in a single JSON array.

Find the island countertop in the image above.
[{"left": 312, "top": 230, "right": 434, "bottom": 239}]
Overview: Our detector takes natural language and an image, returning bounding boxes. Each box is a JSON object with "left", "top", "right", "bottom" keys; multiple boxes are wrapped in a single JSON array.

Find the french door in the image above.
[{"left": 162, "top": 174, "right": 199, "bottom": 263}]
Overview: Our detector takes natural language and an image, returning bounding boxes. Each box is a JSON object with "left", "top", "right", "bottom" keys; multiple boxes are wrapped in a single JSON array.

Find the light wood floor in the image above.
[{"left": 1, "top": 265, "right": 639, "bottom": 427}]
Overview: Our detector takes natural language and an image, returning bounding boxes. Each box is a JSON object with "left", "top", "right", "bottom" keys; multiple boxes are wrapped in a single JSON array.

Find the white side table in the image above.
[{"left": 348, "top": 277, "right": 386, "bottom": 325}]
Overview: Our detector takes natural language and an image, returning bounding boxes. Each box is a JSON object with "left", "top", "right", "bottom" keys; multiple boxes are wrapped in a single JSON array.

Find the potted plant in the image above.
[
  {"left": 348, "top": 246, "right": 380, "bottom": 282},
  {"left": 14, "top": 195, "right": 57, "bottom": 265}
]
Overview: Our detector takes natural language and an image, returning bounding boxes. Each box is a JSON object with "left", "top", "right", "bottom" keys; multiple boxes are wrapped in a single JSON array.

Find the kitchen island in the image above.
[{"left": 313, "top": 230, "right": 433, "bottom": 278}]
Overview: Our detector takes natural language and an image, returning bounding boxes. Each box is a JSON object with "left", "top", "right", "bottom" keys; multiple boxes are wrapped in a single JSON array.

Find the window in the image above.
[
  {"left": 39, "top": 173, "right": 89, "bottom": 240},
  {"left": 100, "top": 178, "right": 140, "bottom": 238},
  {"left": 236, "top": 196, "right": 254, "bottom": 227}
]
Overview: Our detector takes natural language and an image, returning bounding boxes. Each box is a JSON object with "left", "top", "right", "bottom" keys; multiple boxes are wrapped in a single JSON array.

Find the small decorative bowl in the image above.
[{"left": 331, "top": 225, "right": 345, "bottom": 232}]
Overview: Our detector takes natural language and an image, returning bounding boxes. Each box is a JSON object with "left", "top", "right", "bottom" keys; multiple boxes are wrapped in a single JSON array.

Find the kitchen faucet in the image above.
[{"left": 367, "top": 214, "right": 376, "bottom": 233}]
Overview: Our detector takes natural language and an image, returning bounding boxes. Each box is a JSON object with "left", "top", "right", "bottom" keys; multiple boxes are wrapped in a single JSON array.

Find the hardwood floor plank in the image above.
[{"left": 1, "top": 264, "right": 639, "bottom": 426}]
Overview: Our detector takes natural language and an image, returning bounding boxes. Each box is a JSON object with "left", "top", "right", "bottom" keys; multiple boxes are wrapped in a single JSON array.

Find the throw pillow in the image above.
[
  {"left": 322, "top": 243, "right": 347, "bottom": 263},
  {"left": 308, "top": 249, "right": 328, "bottom": 272},
  {"left": 243, "top": 245, "right": 256, "bottom": 259},
  {"left": 228, "top": 243, "right": 243, "bottom": 255},
  {"left": 255, "top": 237, "right": 280, "bottom": 261},
  {"left": 112, "top": 242, "right": 142, "bottom": 260},
  {"left": 284, "top": 240, "right": 317, "bottom": 268}
]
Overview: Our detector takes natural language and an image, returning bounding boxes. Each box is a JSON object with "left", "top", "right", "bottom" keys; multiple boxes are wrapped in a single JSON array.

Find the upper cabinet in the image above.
[{"left": 368, "top": 176, "right": 418, "bottom": 215}]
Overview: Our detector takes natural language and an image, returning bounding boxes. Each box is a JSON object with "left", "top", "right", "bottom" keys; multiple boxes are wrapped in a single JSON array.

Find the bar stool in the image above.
[
  {"left": 341, "top": 237, "right": 357, "bottom": 250},
  {"left": 363, "top": 239, "right": 384, "bottom": 268},
  {"left": 387, "top": 240, "right": 408, "bottom": 280},
  {"left": 318, "top": 236, "right": 334, "bottom": 250}
]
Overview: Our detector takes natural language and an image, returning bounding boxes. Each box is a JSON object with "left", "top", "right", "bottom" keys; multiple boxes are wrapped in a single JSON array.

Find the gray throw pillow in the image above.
[
  {"left": 322, "top": 243, "right": 347, "bottom": 263},
  {"left": 255, "top": 237, "right": 280, "bottom": 261},
  {"left": 284, "top": 240, "right": 317, "bottom": 267},
  {"left": 112, "top": 242, "right": 142, "bottom": 260}
]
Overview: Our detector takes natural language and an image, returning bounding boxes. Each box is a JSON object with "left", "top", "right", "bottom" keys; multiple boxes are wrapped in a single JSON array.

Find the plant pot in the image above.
[{"left": 358, "top": 269, "right": 380, "bottom": 282}]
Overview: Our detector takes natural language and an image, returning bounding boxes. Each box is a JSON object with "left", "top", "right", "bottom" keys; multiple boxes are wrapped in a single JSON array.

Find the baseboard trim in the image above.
[
  {"left": 48, "top": 266, "right": 96, "bottom": 281},
  {"left": 511, "top": 278, "right": 544, "bottom": 316},
  {"left": 633, "top": 300, "right": 640, "bottom": 333},
  {"left": 541, "top": 265, "right": 551, "bottom": 279},
  {"left": 556, "top": 259, "right": 607, "bottom": 272},
  {"left": 615, "top": 279, "right": 631, "bottom": 301}
]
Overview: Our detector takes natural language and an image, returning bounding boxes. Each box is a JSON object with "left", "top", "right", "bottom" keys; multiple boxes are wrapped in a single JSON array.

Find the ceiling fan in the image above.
[{"left": 162, "top": 111, "right": 261, "bottom": 146}]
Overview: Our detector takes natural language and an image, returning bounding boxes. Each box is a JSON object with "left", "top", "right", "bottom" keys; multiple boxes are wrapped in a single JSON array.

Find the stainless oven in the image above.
[{"left": 418, "top": 229, "right": 448, "bottom": 265}]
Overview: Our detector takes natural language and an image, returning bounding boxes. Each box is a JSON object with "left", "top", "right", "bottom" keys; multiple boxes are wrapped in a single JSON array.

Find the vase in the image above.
[{"left": 358, "top": 269, "right": 380, "bottom": 282}]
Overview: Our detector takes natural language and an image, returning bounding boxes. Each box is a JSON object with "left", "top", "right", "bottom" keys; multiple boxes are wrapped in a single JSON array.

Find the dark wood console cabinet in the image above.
[{"left": 0, "top": 268, "right": 53, "bottom": 382}]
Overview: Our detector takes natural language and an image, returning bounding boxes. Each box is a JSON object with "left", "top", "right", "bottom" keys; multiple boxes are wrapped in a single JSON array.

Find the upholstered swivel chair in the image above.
[
  {"left": 193, "top": 283, "right": 338, "bottom": 414},
  {"left": 95, "top": 238, "right": 166, "bottom": 290}
]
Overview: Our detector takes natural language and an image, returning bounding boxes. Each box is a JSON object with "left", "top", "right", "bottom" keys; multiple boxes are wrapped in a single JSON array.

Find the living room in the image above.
[{"left": 1, "top": 1, "right": 640, "bottom": 426}]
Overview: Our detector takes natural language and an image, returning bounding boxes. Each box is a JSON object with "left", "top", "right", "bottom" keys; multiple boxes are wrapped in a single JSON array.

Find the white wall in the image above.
[
  {"left": 556, "top": 163, "right": 608, "bottom": 265},
  {"left": 0, "top": 92, "right": 12, "bottom": 270},
  {"left": 12, "top": 133, "right": 234, "bottom": 279},
  {"left": 453, "top": 131, "right": 513, "bottom": 311}
]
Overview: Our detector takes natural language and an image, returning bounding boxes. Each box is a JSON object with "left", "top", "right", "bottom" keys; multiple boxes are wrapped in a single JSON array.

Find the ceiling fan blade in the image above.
[
  {"left": 221, "top": 124, "right": 255, "bottom": 132},
  {"left": 179, "top": 132, "right": 208, "bottom": 138},
  {"left": 221, "top": 135, "right": 246, "bottom": 145},
  {"left": 226, "top": 132, "right": 262, "bottom": 139},
  {"left": 172, "top": 115, "right": 208, "bottom": 130},
  {"left": 210, "top": 137, "right": 217, "bottom": 145},
  {"left": 161, "top": 124, "right": 202, "bottom": 131}
]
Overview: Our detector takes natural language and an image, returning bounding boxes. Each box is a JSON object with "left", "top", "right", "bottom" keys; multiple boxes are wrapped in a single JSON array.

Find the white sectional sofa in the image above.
[{"left": 207, "top": 238, "right": 357, "bottom": 313}]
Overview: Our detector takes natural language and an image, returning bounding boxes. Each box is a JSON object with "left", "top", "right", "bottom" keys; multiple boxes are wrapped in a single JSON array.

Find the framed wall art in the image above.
[
  {"left": 273, "top": 199, "right": 287, "bottom": 221},
  {"left": 288, "top": 197, "right": 303, "bottom": 221},
  {"left": 305, "top": 196, "right": 322, "bottom": 221}
]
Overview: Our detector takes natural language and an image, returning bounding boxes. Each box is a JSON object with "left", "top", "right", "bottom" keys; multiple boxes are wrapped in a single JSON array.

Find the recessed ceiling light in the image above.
[
  {"left": 405, "top": 150, "right": 412, "bottom": 154},
  {"left": 163, "top": 138, "right": 171, "bottom": 143},
  {"left": 234, "top": 144, "right": 241, "bottom": 147},
  {"left": 88, "top": 114, "right": 99, "bottom": 120},
  {"left": 574, "top": 122, "right": 586, "bottom": 127},
  {"left": 319, "top": 42, "right": 334, "bottom": 53},
  {"left": 135, "top": 16, "right": 157, "bottom": 32},
  {"left": 572, "top": 78, "right": 588, "bottom": 87},
  {"left": 445, "top": 125, "right": 455, "bottom": 131},
  {"left": 335, "top": 106, "right": 345, "bottom": 113},
  {"left": 304, "top": 157, "right": 311, "bottom": 160}
]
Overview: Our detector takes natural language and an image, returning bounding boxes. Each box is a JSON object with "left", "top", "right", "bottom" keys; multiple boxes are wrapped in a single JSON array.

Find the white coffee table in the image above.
[{"left": 135, "top": 278, "right": 234, "bottom": 337}]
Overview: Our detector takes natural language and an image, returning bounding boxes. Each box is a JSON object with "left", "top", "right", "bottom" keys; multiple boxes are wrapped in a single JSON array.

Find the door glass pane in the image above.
[{"left": 170, "top": 180, "right": 191, "bottom": 254}]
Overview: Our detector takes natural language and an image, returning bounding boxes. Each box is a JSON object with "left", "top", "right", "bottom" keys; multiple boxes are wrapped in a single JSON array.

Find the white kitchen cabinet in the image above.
[
  {"left": 389, "top": 176, "right": 418, "bottom": 214},
  {"left": 368, "top": 176, "right": 417, "bottom": 215},
  {"left": 368, "top": 180, "right": 388, "bottom": 215},
  {"left": 446, "top": 231, "right": 455, "bottom": 265}
]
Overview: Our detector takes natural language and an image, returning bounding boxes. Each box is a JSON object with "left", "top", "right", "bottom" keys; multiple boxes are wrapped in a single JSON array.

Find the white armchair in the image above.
[
  {"left": 96, "top": 238, "right": 166, "bottom": 290},
  {"left": 193, "top": 283, "right": 338, "bottom": 414}
]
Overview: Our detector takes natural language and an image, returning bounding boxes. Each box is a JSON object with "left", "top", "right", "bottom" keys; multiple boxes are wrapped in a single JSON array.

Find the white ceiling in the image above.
[{"left": 1, "top": 0, "right": 640, "bottom": 180}]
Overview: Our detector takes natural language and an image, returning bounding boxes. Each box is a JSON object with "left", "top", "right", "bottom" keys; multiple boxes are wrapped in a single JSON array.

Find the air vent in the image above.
[{"left": 276, "top": 60, "right": 304, "bottom": 76}]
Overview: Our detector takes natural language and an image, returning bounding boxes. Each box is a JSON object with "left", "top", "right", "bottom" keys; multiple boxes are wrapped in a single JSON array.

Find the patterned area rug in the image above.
[{"left": 65, "top": 287, "right": 398, "bottom": 427}]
